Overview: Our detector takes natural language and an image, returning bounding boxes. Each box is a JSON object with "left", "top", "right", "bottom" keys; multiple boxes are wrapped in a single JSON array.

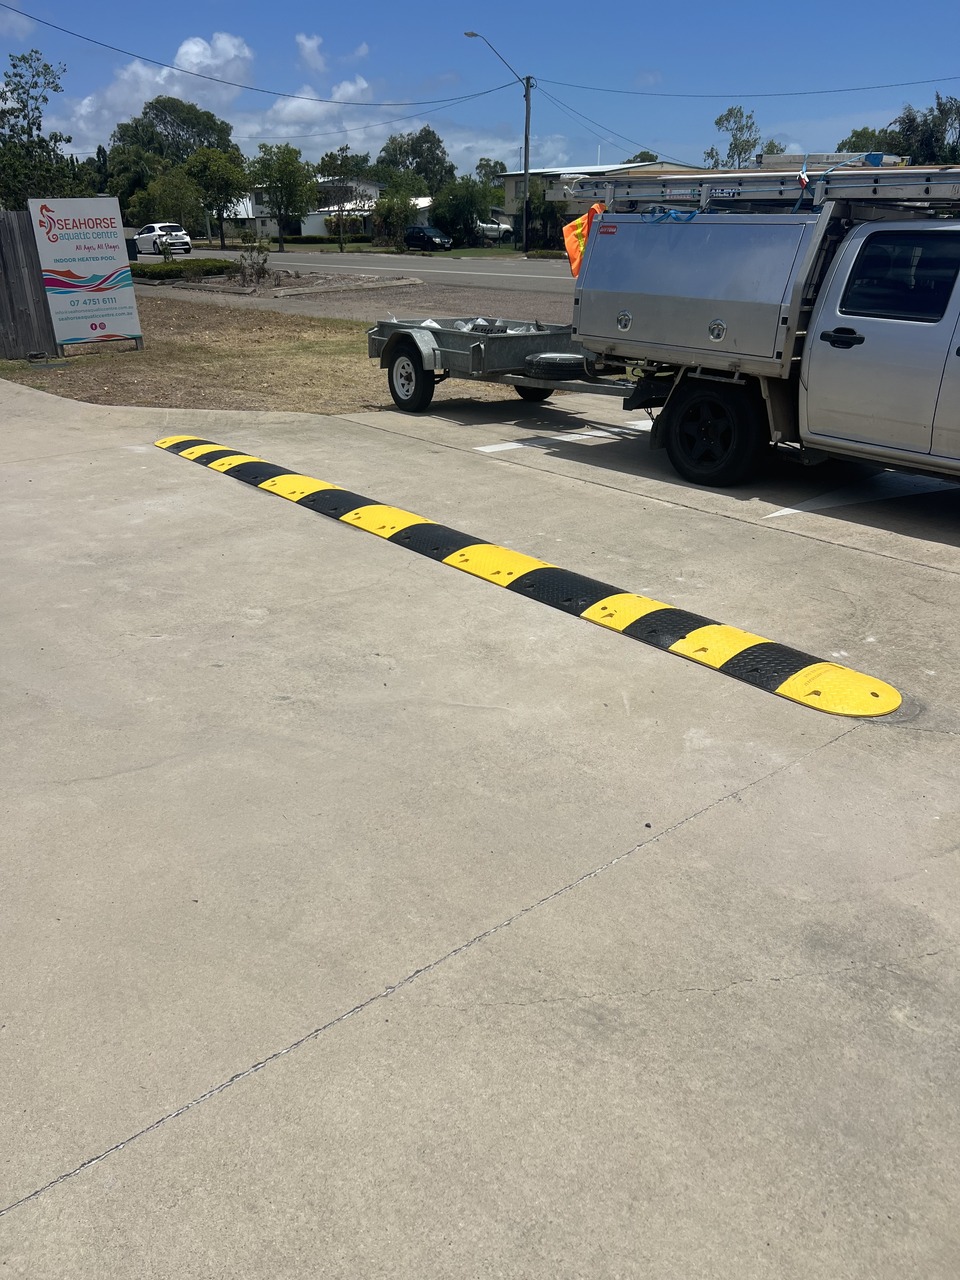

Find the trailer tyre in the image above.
[
  {"left": 524, "top": 353, "right": 585, "bottom": 381},
  {"left": 388, "top": 341, "right": 436, "bottom": 413},
  {"left": 515, "top": 386, "right": 553, "bottom": 402},
  {"left": 664, "top": 381, "right": 767, "bottom": 487}
]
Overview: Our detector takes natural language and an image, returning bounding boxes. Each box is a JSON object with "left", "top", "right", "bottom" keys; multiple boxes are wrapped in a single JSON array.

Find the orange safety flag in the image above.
[{"left": 562, "top": 202, "right": 605, "bottom": 278}]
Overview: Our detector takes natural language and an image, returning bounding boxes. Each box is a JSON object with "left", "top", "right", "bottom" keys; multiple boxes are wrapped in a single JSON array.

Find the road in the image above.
[
  {"left": 3, "top": 359, "right": 960, "bottom": 1275},
  {"left": 192, "top": 246, "right": 576, "bottom": 295}
]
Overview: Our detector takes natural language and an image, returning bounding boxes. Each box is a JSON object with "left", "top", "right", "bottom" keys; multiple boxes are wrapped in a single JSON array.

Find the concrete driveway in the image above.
[{"left": 2, "top": 377, "right": 959, "bottom": 1278}]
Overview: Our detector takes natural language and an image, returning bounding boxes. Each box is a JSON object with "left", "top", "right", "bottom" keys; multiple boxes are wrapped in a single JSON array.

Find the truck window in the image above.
[{"left": 840, "top": 231, "right": 960, "bottom": 324}]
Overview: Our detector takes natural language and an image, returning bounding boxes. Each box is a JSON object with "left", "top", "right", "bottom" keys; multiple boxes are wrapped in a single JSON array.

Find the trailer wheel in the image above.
[
  {"left": 388, "top": 341, "right": 436, "bottom": 413},
  {"left": 664, "top": 381, "right": 767, "bottom": 486},
  {"left": 524, "top": 353, "right": 585, "bottom": 381},
  {"left": 515, "top": 386, "right": 553, "bottom": 402}
]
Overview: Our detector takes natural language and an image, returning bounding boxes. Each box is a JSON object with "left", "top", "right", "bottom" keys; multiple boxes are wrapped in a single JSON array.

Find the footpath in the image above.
[{"left": 2, "top": 373, "right": 959, "bottom": 1278}]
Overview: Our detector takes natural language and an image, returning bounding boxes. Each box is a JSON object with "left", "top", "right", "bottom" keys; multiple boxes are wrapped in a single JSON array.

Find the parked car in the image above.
[
  {"left": 476, "top": 220, "right": 513, "bottom": 244},
  {"left": 134, "top": 223, "right": 192, "bottom": 255},
  {"left": 404, "top": 226, "right": 453, "bottom": 252}
]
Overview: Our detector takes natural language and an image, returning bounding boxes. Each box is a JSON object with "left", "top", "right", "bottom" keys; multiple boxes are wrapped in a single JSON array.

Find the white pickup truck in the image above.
[{"left": 570, "top": 166, "right": 960, "bottom": 485}]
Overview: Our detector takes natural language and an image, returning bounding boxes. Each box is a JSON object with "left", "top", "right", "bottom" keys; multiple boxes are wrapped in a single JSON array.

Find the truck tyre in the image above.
[
  {"left": 388, "top": 341, "right": 436, "bottom": 413},
  {"left": 515, "top": 386, "right": 553, "bottom": 402},
  {"left": 664, "top": 381, "right": 767, "bottom": 486}
]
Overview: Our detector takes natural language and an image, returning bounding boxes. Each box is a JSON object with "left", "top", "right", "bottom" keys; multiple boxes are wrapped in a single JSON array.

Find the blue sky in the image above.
[{"left": 1, "top": 0, "right": 958, "bottom": 172}]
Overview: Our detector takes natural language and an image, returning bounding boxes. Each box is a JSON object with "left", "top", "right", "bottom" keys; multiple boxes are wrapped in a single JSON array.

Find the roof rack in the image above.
[{"left": 566, "top": 166, "right": 960, "bottom": 213}]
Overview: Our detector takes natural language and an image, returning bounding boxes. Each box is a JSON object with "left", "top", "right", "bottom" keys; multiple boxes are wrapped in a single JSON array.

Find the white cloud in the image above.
[
  {"left": 295, "top": 34, "right": 326, "bottom": 73},
  {"left": 172, "top": 32, "right": 253, "bottom": 96},
  {"left": 263, "top": 85, "right": 339, "bottom": 128},
  {"left": 0, "top": 3, "right": 33, "bottom": 37},
  {"left": 347, "top": 43, "right": 369, "bottom": 62},
  {"left": 331, "top": 75, "right": 370, "bottom": 104},
  {"left": 51, "top": 31, "right": 253, "bottom": 157}
]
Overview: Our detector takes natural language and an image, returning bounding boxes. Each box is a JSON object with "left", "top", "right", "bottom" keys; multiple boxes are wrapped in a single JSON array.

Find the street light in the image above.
[{"left": 464, "top": 31, "right": 532, "bottom": 255}]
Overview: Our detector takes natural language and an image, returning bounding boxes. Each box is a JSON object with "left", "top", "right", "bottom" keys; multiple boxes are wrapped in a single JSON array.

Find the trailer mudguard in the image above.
[{"left": 378, "top": 328, "right": 444, "bottom": 371}]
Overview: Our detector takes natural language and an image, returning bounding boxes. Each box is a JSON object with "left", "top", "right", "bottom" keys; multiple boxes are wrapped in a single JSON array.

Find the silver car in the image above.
[{"left": 134, "top": 222, "right": 192, "bottom": 255}]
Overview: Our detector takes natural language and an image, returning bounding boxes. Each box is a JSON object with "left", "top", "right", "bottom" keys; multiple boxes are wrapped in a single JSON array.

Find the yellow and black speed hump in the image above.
[{"left": 155, "top": 435, "right": 902, "bottom": 718}]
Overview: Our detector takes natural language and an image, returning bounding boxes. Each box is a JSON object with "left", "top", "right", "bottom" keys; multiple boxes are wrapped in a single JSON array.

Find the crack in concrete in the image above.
[
  {"left": 437, "top": 949, "right": 952, "bottom": 1010},
  {"left": 39, "top": 753, "right": 198, "bottom": 788},
  {"left": 883, "top": 724, "right": 960, "bottom": 739},
  {"left": 0, "top": 721, "right": 860, "bottom": 1220}
]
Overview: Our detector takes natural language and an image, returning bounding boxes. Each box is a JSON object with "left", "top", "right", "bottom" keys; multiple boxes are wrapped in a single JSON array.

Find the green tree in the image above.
[
  {"left": 475, "top": 156, "right": 507, "bottom": 204},
  {"left": 889, "top": 95, "right": 960, "bottom": 164},
  {"left": 625, "top": 149, "right": 658, "bottom": 163},
  {"left": 704, "top": 105, "right": 762, "bottom": 169},
  {"left": 111, "top": 96, "right": 236, "bottom": 166},
  {"left": 527, "top": 178, "right": 567, "bottom": 250},
  {"left": 836, "top": 97, "right": 960, "bottom": 164},
  {"left": 378, "top": 167, "right": 429, "bottom": 199},
  {"left": 107, "top": 145, "right": 170, "bottom": 221},
  {"left": 184, "top": 147, "right": 248, "bottom": 249},
  {"left": 762, "top": 138, "right": 787, "bottom": 156},
  {"left": 317, "top": 145, "right": 372, "bottom": 251},
  {"left": 430, "top": 175, "right": 492, "bottom": 245},
  {"left": 248, "top": 143, "right": 316, "bottom": 252},
  {"left": 475, "top": 157, "right": 506, "bottom": 185},
  {"left": 835, "top": 125, "right": 896, "bottom": 154},
  {"left": 69, "top": 153, "right": 101, "bottom": 196},
  {"left": 107, "top": 97, "right": 240, "bottom": 220},
  {"left": 375, "top": 126, "right": 455, "bottom": 195},
  {"left": 127, "top": 167, "right": 205, "bottom": 235},
  {"left": 372, "top": 189, "right": 414, "bottom": 250},
  {"left": 0, "top": 49, "right": 75, "bottom": 209},
  {"left": 74, "top": 143, "right": 110, "bottom": 194}
]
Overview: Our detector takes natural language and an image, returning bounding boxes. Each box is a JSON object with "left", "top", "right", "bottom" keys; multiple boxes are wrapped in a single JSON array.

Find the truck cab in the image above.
[{"left": 801, "top": 222, "right": 960, "bottom": 462}]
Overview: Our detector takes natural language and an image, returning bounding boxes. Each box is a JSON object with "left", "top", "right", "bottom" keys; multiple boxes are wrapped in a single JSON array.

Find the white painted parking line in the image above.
[
  {"left": 766, "top": 470, "right": 959, "bottom": 518},
  {"left": 474, "top": 424, "right": 649, "bottom": 456}
]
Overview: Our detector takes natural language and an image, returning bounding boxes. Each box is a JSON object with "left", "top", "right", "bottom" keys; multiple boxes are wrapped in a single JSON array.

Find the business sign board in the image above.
[{"left": 28, "top": 197, "right": 142, "bottom": 349}]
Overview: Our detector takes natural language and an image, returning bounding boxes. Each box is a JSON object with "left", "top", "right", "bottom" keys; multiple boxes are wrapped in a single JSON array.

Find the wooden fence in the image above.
[{"left": 0, "top": 210, "right": 58, "bottom": 360}]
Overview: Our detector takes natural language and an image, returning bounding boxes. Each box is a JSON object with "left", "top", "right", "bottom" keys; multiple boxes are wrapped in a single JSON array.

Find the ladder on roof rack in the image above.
[{"left": 567, "top": 166, "right": 960, "bottom": 212}]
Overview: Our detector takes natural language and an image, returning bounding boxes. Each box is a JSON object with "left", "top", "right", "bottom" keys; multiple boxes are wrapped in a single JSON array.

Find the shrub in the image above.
[
  {"left": 236, "top": 237, "right": 270, "bottom": 285},
  {"left": 130, "top": 259, "right": 235, "bottom": 280},
  {"left": 180, "top": 257, "right": 208, "bottom": 283},
  {"left": 280, "top": 234, "right": 373, "bottom": 245}
]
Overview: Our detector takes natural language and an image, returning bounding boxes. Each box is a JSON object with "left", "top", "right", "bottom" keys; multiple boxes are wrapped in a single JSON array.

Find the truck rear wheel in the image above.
[
  {"left": 664, "top": 381, "right": 767, "bottom": 486},
  {"left": 388, "top": 341, "right": 436, "bottom": 413}
]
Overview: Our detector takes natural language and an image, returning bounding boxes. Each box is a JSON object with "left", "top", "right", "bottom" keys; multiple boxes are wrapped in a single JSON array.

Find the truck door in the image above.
[
  {"left": 802, "top": 226, "right": 960, "bottom": 454},
  {"left": 932, "top": 309, "right": 960, "bottom": 458}
]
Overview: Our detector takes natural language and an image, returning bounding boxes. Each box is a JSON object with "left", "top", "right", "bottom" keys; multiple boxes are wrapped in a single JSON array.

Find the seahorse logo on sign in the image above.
[{"left": 37, "top": 203, "right": 58, "bottom": 243}]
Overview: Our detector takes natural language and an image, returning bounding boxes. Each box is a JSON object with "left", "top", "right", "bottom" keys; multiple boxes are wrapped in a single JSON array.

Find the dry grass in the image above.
[{"left": 0, "top": 294, "right": 519, "bottom": 416}]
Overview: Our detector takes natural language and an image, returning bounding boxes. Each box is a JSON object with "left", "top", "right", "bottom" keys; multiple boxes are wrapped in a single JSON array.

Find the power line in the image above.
[
  {"left": 0, "top": 3, "right": 507, "bottom": 107},
  {"left": 9, "top": 2, "right": 955, "bottom": 110},
  {"left": 232, "top": 84, "right": 513, "bottom": 141},
  {"left": 539, "top": 74, "right": 960, "bottom": 101},
  {"left": 536, "top": 86, "right": 697, "bottom": 168}
]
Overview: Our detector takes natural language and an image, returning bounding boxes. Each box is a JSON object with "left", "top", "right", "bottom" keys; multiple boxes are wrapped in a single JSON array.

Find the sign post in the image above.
[{"left": 28, "top": 197, "right": 142, "bottom": 354}]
